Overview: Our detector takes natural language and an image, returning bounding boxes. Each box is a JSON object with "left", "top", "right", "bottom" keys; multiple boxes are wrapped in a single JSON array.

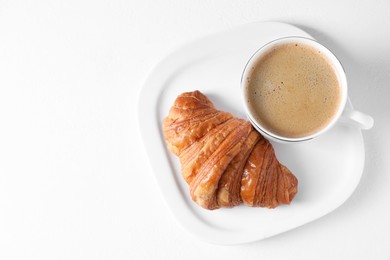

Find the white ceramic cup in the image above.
[{"left": 241, "top": 36, "right": 374, "bottom": 143}]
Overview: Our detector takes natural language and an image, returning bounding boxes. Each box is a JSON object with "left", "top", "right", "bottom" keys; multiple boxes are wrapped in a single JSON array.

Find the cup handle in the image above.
[{"left": 340, "top": 109, "right": 374, "bottom": 130}]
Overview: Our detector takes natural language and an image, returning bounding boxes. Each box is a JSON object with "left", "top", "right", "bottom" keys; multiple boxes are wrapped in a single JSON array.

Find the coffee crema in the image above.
[{"left": 245, "top": 42, "right": 342, "bottom": 138}]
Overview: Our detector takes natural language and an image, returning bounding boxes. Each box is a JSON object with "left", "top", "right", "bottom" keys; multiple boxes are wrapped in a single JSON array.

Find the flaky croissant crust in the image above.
[{"left": 163, "top": 90, "right": 298, "bottom": 210}]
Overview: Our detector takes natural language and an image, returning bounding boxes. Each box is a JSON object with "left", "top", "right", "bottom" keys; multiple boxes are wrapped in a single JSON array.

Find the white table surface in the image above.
[{"left": 1, "top": 0, "right": 389, "bottom": 259}]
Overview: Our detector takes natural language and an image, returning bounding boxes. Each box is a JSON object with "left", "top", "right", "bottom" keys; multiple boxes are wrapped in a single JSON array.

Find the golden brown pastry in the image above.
[{"left": 163, "top": 90, "right": 298, "bottom": 210}]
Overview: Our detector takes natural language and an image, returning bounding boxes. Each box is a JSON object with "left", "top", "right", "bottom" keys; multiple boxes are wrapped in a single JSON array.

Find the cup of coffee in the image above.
[{"left": 241, "top": 36, "right": 373, "bottom": 143}]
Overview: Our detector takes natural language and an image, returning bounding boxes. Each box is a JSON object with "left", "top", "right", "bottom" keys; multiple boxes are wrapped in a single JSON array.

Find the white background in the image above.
[{"left": 1, "top": 0, "right": 389, "bottom": 259}]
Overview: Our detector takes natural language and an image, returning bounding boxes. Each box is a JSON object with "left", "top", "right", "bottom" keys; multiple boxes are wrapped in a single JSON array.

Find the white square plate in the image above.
[{"left": 137, "top": 22, "right": 365, "bottom": 245}]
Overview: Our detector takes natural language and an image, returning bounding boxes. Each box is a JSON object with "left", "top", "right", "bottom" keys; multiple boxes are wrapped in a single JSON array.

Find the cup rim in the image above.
[{"left": 241, "top": 36, "right": 348, "bottom": 142}]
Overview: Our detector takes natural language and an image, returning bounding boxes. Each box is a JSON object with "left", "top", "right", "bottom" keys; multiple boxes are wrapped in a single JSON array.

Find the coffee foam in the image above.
[{"left": 246, "top": 42, "right": 342, "bottom": 138}]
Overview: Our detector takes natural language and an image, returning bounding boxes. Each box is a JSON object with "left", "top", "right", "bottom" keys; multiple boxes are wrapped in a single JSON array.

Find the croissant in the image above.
[{"left": 163, "top": 90, "right": 298, "bottom": 210}]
